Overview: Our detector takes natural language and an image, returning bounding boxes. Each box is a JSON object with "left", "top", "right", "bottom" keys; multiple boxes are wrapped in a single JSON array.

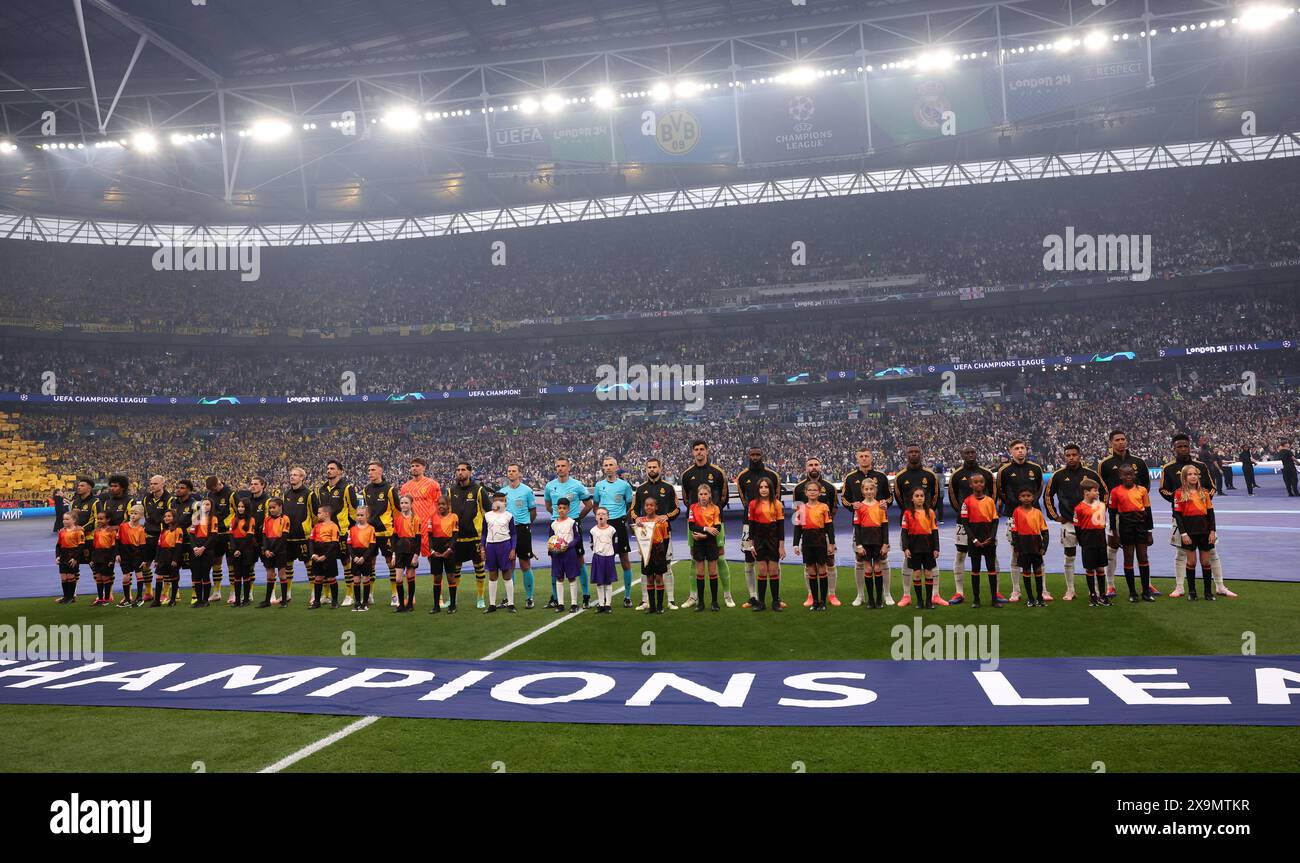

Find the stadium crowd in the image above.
[
  {"left": 2, "top": 159, "right": 1298, "bottom": 332},
  {"left": 2, "top": 285, "right": 1294, "bottom": 396},
  {"left": 18, "top": 364, "right": 1296, "bottom": 494}
]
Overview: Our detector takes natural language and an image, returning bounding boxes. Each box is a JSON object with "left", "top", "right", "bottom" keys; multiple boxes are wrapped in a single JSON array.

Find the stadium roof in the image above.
[
  {"left": 0, "top": 0, "right": 923, "bottom": 89},
  {"left": 0, "top": 0, "right": 1294, "bottom": 225}
]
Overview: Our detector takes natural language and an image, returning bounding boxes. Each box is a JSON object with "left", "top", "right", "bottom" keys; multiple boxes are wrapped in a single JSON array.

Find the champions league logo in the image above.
[
  {"left": 775, "top": 93, "right": 832, "bottom": 152},
  {"left": 788, "top": 95, "right": 815, "bottom": 131}
]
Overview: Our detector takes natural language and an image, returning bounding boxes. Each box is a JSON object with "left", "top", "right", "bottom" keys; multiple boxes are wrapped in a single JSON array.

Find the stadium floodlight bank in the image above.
[{"left": 2, "top": 133, "right": 1298, "bottom": 248}]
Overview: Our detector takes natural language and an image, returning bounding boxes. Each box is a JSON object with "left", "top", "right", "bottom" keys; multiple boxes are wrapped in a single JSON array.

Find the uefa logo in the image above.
[{"left": 788, "top": 95, "right": 815, "bottom": 132}]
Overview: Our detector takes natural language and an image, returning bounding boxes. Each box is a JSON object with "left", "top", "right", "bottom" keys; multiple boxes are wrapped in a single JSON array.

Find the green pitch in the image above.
[{"left": 0, "top": 566, "right": 1296, "bottom": 773}]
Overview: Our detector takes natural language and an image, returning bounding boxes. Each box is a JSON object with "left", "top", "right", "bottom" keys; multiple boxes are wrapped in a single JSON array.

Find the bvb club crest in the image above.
[
  {"left": 788, "top": 94, "right": 815, "bottom": 132},
  {"left": 913, "top": 80, "right": 951, "bottom": 130},
  {"left": 655, "top": 108, "right": 700, "bottom": 155}
]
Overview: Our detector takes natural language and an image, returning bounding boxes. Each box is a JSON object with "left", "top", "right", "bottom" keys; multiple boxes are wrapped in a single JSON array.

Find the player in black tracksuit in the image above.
[
  {"left": 1097, "top": 430, "right": 1150, "bottom": 596},
  {"left": 792, "top": 457, "right": 839, "bottom": 606},
  {"left": 736, "top": 446, "right": 781, "bottom": 607},
  {"left": 280, "top": 470, "right": 317, "bottom": 599},
  {"left": 993, "top": 441, "right": 1043, "bottom": 602},
  {"left": 842, "top": 450, "right": 892, "bottom": 607},
  {"left": 1159, "top": 434, "right": 1224, "bottom": 597},
  {"left": 893, "top": 445, "right": 941, "bottom": 606},
  {"left": 1043, "top": 445, "right": 1102, "bottom": 602},
  {"left": 1278, "top": 442, "right": 1299, "bottom": 497},
  {"left": 633, "top": 458, "right": 680, "bottom": 610},
  {"left": 140, "top": 482, "right": 174, "bottom": 595},
  {"left": 362, "top": 464, "right": 400, "bottom": 605},
  {"left": 204, "top": 477, "right": 239, "bottom": 602},
  {"left": 946, "top": 446, "right": 995, "bottom": 604},
  {"left": 68, "top": 478, "right": 99, "bottom": 577},
  {"left": 681, "top": 448, "right": 731, "bottom": 608}
]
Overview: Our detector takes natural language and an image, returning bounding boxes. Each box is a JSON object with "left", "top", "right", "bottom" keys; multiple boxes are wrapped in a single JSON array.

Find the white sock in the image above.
[
  {"left": 1210, "top": 548, "right": 1225, "bottom": 589},
  {"left": 1105, "top": 545, "right": 1117, "bottom": 589},
  {"left": 1063, "top": 557, "right": 1075, "bottom": 594},
  {"left": 569, "top": 579, "right": 579, "bottom": 606},
  {"left": 1173, "top": 547, "right": 1187, "bottom": 591},
  {"left": 488, "top": 578, "right": 498, "bottom": 605},
  {"left": 665, "top": 568, "right": 675, "bottom": 603},
  {"left": 504, "top": 577, "right": 514, "bottom": 606},
  {"left": 881, "top": 567, "right": 893, "bottom": 602},
  {"left": 953, "top": 550, "right": 966, "bottom": 595},
  {"left": 745, "top": 563, "right": 757, "bottom": 598},
  {"left": 854, "top": 561, "right": 866, "bottom": 601},
  {"left": 1009, "top": 559, "right": 1021, "bottom": 595},
  {"left": 826, "top": 566, "right": 837, "bottom": 596}
]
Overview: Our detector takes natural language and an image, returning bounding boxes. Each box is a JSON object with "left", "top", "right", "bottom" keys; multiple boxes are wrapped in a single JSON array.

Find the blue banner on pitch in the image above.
[{"left": 0, "top": 653, "right": 1296, "bottom": 727}]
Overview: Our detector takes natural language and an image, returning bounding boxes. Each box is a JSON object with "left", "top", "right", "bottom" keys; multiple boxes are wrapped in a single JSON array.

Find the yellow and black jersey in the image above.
[
  {"left": 448, "top": 481, "right": 491, "bottom": 542},
  {"left": 68, "top": 491, "right": 98, "bottom": 536},
  {"left": 280, "top": 484, "right": 316, "bottom": 539},
  {"left": 169, "top": 495, "right": 200, "bottom": 532},
  {"left": 680, "top": 463, "right": 729, "bottom": 508},
  {"left": 236, "top": 491, "right": 270, "bottom": 537},
  {"left": 142, "top": 491, "right": 174, "bottom": 537},
  {"left": 97, "top": 492, "right": 134, "bottom": 527},
  {"left": 994, "top": 459, "right": 1043, "bottom": 516},
  {"left": 207, "top": 485, "right": 238, "bottom": 533},
  {"left": 1043, "top": 464, "right": 1102, "bottom": 521},
  {"left": 316, "top": 481, "right": 359, "bottom": 532},
  {"left": 361, "top": 481, "right": 398, "bottom": 537}
]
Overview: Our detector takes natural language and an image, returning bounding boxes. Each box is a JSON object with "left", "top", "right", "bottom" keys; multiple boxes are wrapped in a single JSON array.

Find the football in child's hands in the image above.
[{"left": 547, "top": 535, "right": 569, "bottom": 553}]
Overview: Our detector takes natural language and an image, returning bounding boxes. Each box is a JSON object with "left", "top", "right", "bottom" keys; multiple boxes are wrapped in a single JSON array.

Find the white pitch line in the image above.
[
  {"left": 257, "top": 568, "right": 653, "bottom": 773},
  {"left": 257, "top": 715, "right": 381, "bottom": 773}
]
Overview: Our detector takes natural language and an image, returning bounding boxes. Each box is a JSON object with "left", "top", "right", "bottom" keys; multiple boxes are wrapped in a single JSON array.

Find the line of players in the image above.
[{"left": 50, "top": 431, "right": 1236, "bottom": 613}]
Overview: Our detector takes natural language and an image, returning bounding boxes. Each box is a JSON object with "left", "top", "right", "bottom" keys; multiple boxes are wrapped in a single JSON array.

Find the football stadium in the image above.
[{"left": 0, "top": 0, "right": 1297, "bottom": 812}]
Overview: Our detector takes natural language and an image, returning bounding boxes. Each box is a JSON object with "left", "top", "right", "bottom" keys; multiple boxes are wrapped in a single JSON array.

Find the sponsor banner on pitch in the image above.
[{"left": 0, "top": 653, "right": 1295, "bottom": 727}]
